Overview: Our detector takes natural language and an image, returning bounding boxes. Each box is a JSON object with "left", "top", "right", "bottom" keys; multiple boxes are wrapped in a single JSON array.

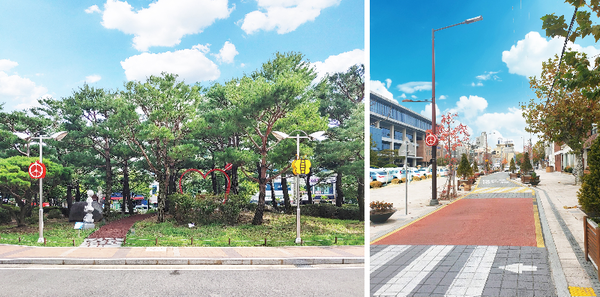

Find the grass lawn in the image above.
[
  {"left": 0, "top": 211, "right": 364, "bottom": 247},
  {"left": 0, "top": 219, "right": 96, "bottom": 247},
  {"left": 124, "top": 211, "right": 364, "bottom": 247}
]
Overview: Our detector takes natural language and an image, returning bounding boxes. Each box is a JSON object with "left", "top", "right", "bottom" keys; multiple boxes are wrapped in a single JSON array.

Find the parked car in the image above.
[
  {"left": 134, "top": 205, "right": 148, "bottom": 213},
  {"left": 370, "top": 169, "right": 394, "bottom": 184},
  {"left": 437, "top": 167, "right": 449, "bottom": 177}
]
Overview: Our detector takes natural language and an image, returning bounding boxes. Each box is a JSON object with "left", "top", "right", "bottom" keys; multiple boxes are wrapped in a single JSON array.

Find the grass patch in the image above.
[
  {"left": 124, "top": 211, "right": 364, "bottom": 247},
  {"left": 0, "top": 219, "right": 95, "bottom": 247}
]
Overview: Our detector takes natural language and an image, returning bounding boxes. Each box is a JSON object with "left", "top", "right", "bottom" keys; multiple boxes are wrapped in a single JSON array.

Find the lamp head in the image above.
[
  {"left": 51, "top": 131, "right": 68, "bottom": 141},
  {"left": 308, "top": 131, "right": 327, "bottom": 141},
  {"left": 465, "top": 16, "right": 483, "bottom": 24},
  {"left": 14, "top": 132, "right": 31, "bottom": 141},
  {"left": 271, "top": 131, "right": 289, "bottom": 141}
]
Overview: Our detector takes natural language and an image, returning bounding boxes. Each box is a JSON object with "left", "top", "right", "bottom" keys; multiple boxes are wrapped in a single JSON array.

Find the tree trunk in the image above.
[
  {"left": 66, "top": 184, "right": 73, "bottom": 212},
  {"left": 282, "top": 176, "right": 291, "bottom": 213},
  {"left": 230, "top": 164, "right": 239, "bottom": 195},
  {"left": 252, "top": 162, "right": 267, "bottom": 225},
  {"left": 158, "top": 175, "right": 168, "bottom": 222},
  {"left": 576, "top": 150, "right": 585, "bottom": 184},
  {"left": 305, "top": 173, "right": 313, "bottom": 204},
  {"left": 211, "top": 170, "right": 219, "bottom": 194},
  {"left": 122, "top": 160, "right": 133, "bottom": 215},
  {"left": 104, "top": 145, "right": 113, "bottom": 215},
  {"left": 357, "top": 176, "right": 364, "bottom": 221},
  {"left": 335, "top": 172, "right": 344, "bottom": 207},
  {"left": 75, "top": 182, "right": 81, "bottom": 202},
  {"left": 269, "top": 179, "right": 277, "bottom": 210}
]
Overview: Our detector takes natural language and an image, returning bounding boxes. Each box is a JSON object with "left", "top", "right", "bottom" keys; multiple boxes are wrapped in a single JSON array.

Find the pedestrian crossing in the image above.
[
  {"left": 471, "top": 186, "right": 534, "bottom": 194},
  {"left": 370, "top": 245, "right": 555, "bottom": 297}
]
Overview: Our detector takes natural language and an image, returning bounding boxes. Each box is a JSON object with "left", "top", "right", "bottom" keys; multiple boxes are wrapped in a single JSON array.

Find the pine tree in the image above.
[
  {"left": 579, "top": 138, "right": 600, "bottom": 215},
  {"left": 457, "top": 153, "right": 473, "bottom": 180},
  {"left": 509, "top": 158, "right": 517, "bottom": 173},
  {"left": 521, "top": 152, "right": 533, "bottom": 173}
]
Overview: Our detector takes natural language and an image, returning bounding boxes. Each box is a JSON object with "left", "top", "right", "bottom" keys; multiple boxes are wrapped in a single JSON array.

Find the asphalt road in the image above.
[{"left": 0, "top": 264, "right": 364, "bottom": 297}]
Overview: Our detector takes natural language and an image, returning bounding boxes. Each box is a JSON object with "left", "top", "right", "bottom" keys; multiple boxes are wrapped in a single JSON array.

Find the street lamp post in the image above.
[
  {"left": 272, "top": 130, "right": 326, "bottom": 244},
  {"left": 14, "top": 131, "right": 68, "bottom": 243},
  {"left": 404, "top": 15, "right": 482, "bottom": 206}
]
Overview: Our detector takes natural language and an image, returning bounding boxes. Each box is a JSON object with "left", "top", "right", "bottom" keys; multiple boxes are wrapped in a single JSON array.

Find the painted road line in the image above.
[
  {"left": 369, "top": 245, "right": 410, "bottom": 274},
  {"left": 373, "top": 245, "right": 453, "bottom": 296},
  {"left": 445, "top": 245, "right": 498, "bottom": 296},
  {"left": 471, "top": 187, "right": 534, "bottom": 194},
  {"left": 533, "top": 197, "right": 545, "bottom": 248},
  {"left": 569, "top": 286, "right": 596, "bottom": 296}
]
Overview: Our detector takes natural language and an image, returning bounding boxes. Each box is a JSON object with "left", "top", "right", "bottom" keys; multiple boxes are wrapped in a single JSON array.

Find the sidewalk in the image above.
[
  {"left": 531, "top": 169, "right": 600, "bottom": 295},
  {"left": 370, "top": 175, "right": 467, "bottom": 241},
  {"left": 0, "top": 244, "right": 364, "bottom": 266}
]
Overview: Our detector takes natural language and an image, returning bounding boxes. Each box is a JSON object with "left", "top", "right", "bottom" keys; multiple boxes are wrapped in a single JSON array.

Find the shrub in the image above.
[
  {"left": 169, "top": 193, "right": 247, "bottom": 225},
  {"left": 400, "top": 177, "right": 406, "bottom": 183},
  {"left": 579, "top": 138, "right": 600, "bottom": 215},
  {"left": 391, "top": 178, "right": 400, "bottom": 184},
  {"left": 370, "top": 181, "right": 382, "bottom": 188},
  {"left": 0, "top": 207, "right": 12, "bottom": 224},
  {"left": 565, "top": 166, "right": 573, "bottom": 173},
  {"left": 47, "top": 209, "right": 63, "bottom": 219},
  {"left": 300, "top": 204, "right": 360, "bottom": 220},
  {"left": 370, "top": 200, "right": 394, "bottom": 213},
  {"left": 413, "top": 176, "right": 421, "bottom": 181},
  {"left": 383, "top": 164, "right": 397, "bottom": 168}
]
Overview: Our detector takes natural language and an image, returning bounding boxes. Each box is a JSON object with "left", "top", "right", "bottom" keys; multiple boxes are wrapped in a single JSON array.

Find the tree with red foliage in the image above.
[{"left": 427, "top": 112, "right": 470, "bottom": 198}]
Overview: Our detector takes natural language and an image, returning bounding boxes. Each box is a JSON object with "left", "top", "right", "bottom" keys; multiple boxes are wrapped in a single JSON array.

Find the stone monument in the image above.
[{"left": 83, "top": 190, "right": 95, "bottom": 229}]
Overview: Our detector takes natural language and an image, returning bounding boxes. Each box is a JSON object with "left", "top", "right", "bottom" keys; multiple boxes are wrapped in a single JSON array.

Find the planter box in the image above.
[
  {"left": 530, "top": 178, "right": 540, "bottom": 186},
  {"left": 509, "top": 173, "right": 518, "bottom": 179},
  {"left": 370, "top": 210, "right": 396, "bottom": 224},
  {"left": 584, "top": 216, "right": 600, "bottom": 280},
  {"left": 546, "top": 166, "right": 554, "bottom": 172},
  {"left": 521, "top": 175, "right": 531, "bottom": 184}
]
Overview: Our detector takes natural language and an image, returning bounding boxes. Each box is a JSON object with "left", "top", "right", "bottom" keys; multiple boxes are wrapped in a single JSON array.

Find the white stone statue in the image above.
[{"left": 83, "top": 190, "right": 95, "bottom": 229}]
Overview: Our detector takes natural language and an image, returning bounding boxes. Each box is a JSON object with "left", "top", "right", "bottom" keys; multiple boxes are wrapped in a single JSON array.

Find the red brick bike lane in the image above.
[{"left": 372, "top": 197, "right": 537, "bottom": 246}]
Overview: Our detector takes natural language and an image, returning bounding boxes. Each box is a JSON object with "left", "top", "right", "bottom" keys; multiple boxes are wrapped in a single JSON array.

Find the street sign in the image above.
[
  {"left": 28, "top": 161, "right": 46, "bottom": 179},
  {"left": 292, "top": 158, "right": 311, "bottom": 175},
  {"left": 425, "top": 133, "right": 439, "bottom": 147}
]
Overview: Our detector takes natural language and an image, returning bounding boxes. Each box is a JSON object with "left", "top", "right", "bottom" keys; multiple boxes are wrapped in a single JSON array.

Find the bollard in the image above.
[
  {"left": 155, "top": 237, "right": 158, "bottom": 245},
  {"left": 44, "top": 238, "right": 47, "bottom": 246},
  {"left": 228, "top": 238, "right": 231, "bottom": 246},
  {"left": 191, "top": 237, "right": 194, "bottom": 245},
  {"left": 19, "top": 237, "right": 21, "bottom": 243},
  {"left": 335, "top": 237, "right": 338, "bottom": 244},
  {"left": 264, "top": 238, "right": 267, "bottom": 246},
  {"left": 72, "top": 239, "right": 75, "bottom": 246}
]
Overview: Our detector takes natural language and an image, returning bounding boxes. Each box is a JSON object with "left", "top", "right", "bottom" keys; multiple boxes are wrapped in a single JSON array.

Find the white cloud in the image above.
[
  {"left": 0, "top": 72, "right": 49, "bottom": 111},
  {"left": 370, "top": 80, "right": 394, "bottom": 100},
  {"left": 214, "top": 41, "right": 238, "bottom": 64},
  {"left": 475, "top": 71, "right": 500, "bottom": 81},
  {"left": 85, "top": 5, "right": 101, "bottom": 14},
  {"left": 396, "top": 81, "right": 431, "bottom": 94},
  {"left": 312, "top": 49, "right": 364, "bottom": 81},
  {"left": 448, "top": 95, "right": 488, "bottom": 120},
  {"left": 399, "top": 93, "right": 406, "bottom": 98},
  {"left": 385, "top": 78, "right": 391, "bottom": 89},
  {"left": 241, "top": 0, "right": 340, "bottom": 35},
  {"left": 100, "top": 0, "right": 232, "bottom": 51},
  {"left": 502, "top": 31, "right": 600, "bottom": 77},
  {"left": 120, "top": 45, "right": 220, "bottom": 82},
  {"left": 240, "top": 63, "right": 246, "bottom": 67},
  {"left": 439, "top": 95, "right": 447, "bottom": 100},
  {"left": 0, "top": 59, "right": 18, "bottom": 72},
  {"left": 474, "top": 107, "right": 527, "bottom": 143},
  {"left": 411, "top": 95, "right": 417, "bottom": 99},
  {"left": 420, "top": 103, "right": 440, "bottom": 122},
  {"left": 471, "top": 82, "right": 483, "bottom": 87},
  {"left": 85, "top": 75, "right": 102, "bottom": 83}
]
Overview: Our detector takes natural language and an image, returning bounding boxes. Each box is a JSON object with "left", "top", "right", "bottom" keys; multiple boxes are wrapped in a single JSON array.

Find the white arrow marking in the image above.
[{"left": 499, "top": 263, "right": 537, "bottom": 274}]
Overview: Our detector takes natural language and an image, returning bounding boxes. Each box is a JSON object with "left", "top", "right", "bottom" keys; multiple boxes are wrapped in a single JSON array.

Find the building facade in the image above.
[{"left": 370, "top": 91, "right": 442, "bottom": 167}]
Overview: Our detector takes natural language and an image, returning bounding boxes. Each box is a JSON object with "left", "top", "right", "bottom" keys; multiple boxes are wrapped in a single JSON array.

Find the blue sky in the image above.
[
  {"left": 370, "top": 0, "right": 600, "bottom": 151},
  {"left": 0, "top": 0, "right": 364, "bottom": 112}
]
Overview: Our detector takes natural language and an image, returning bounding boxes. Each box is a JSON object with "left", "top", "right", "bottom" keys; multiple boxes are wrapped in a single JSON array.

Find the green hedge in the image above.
[
  {"left": 169, "top": 193, "right": 248, "bottom": 226},
  {"left": 0, "top": 207, "right": 11, "bottom": 224},
  {"left": 300, "top": 204, "right": 360, "bottom": 220}
]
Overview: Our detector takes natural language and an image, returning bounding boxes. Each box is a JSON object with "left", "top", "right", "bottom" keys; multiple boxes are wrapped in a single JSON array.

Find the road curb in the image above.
[{"left": 0, "top": 257, "right": 364, "bottom": 266}]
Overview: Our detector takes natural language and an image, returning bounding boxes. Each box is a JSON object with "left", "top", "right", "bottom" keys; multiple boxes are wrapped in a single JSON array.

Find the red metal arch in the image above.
[{"left": 178, "top": 168, "right": 231, "bottom": 203}]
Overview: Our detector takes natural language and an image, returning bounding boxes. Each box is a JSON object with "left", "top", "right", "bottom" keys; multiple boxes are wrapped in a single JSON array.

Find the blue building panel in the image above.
[{"left": 370, "top": 126, "right": 383, "bottom": 151}]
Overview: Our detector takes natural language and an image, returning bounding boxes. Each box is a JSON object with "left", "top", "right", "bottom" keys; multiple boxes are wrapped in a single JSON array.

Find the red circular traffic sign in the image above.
[
  {"left": 28, "top": 161, "right": 46, "bottom": 179},
  {"left": 425, "top": 133, "right": 439, "bottom": 147}
]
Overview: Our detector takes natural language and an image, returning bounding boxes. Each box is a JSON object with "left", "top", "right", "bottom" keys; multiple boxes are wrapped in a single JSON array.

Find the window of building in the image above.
[
  {"left": 382, "top": 143, "right": 390, "bottom": 150},
  {"left": 381, "top": 127, "right": 390, "bottom": 138},
  {"left": 394, "top": 131, "right": 403, "bottom": 140}
]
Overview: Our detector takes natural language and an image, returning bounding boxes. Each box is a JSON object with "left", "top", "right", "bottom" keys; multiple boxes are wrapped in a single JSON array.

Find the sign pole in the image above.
[
  {"left": 38, "top": 135, "right": 44, "bottom": 243},
  {"left": 405, "top": 140, "right": 409, "bottom": 215},
  {"left": 295, "top": 134, "right": 301, "bottom": 244}
]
